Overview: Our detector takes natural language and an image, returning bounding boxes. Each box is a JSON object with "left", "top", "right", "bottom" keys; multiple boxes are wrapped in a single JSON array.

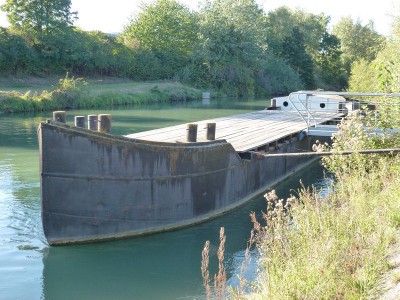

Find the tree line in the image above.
[{"left": 0, "top": 0, "right": 396, "bottom": 96}]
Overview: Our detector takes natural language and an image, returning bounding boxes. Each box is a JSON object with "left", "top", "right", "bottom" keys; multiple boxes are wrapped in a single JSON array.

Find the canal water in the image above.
[{"left": 0, "top": 98, "right": 330, "bottom": 299}]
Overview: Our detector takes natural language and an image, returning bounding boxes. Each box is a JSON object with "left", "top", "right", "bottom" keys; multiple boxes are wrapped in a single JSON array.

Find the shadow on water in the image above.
[{"left": 42, "top": 161, "right": 330, "bottom": 300}]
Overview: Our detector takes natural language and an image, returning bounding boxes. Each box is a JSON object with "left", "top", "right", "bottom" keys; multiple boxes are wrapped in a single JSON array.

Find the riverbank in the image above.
[
  {"left": 244, "top": 112, "right": 400, "bottom": 299},
  {"left": 0, "top": 76, "right": 206, "bottom": 113}
]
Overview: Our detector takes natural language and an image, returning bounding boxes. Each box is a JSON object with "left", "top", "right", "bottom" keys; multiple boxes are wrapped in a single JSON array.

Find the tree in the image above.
[
  {"left": 266, "top": 7, "right": 338, "bottom": 89},
  {"left": 0, "top": 27, "right": 36, "bottom": 74},
  {"left": 1, "top": 0, "right": 77, "bottom": 39},
  {"left": 348, "top": 15, "right": 400, "bottom": 93},
  {"left": 1, "top": 0, "right": 79, "bottom": 74},
  {"left": 332, "top": 17, "right": 384, "bottom": 74},
  {"left": 266, "top": 7, "right": 329, "bottom": 58},
  {"left": 281, "top": 27, "right": 315, "bottom": 89},
  {"left": 190, "top": 0, "right": 268, "bottom": 95},
  {"left": 121, "top": 0, "right": 198, "bottom": 78},
  {"left": 348, "top": 59, "right": 378, "bottom": 92},
  {"left": 314, "top": 32, "right": 347, "bottom": 89}
]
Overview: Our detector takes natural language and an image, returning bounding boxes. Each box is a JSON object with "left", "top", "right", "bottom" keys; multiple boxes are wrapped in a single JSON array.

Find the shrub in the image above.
[{"left": 50, "top": 73, "right": 88, "bottom": 109}]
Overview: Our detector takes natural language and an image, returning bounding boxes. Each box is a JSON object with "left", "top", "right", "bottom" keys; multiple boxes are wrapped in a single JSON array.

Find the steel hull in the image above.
[{"left": 39, "top": 121, "right": 313, "bottom": 245}]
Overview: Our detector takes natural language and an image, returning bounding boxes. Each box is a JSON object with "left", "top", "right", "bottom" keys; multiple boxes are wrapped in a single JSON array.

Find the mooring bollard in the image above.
[
  {"left": 53, "top": 111, "right": 66, "bottom": 123},
  {"left": 88, "top": 115, "right": 98, "bottom": 131},
  {"left": 98, "top": 114, "right": 111, "bottom": 133},
  {"left": 74, "top": 116, "right": 85, "bottom": 128},
  {"left": 271, "top": 98, "right": 277, "bottom": 107},
  {"left": 206, "top": 122, "right": 216, "bottom": 140},
  {"left": 186, "top": 124, "right": 198, "bottom": 142}
]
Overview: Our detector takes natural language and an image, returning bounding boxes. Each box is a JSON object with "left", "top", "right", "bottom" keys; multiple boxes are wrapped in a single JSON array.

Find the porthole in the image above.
[
  {"left": 283, "top": 101, "right": 289, "bottom": 107},
  {"left": 320, "top": 103, "right": 326, "bottom": 108}
]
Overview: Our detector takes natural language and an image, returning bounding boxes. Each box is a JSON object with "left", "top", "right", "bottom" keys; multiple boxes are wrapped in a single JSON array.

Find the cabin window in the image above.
[
  {"left": 283, "top": 101, "right": 289, "bottom": 107},
  {"left": 320, "top": 103, "right": 326, "bottom": 108}
]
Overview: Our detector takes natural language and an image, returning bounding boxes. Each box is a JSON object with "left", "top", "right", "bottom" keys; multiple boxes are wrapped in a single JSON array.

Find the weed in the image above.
[
  {"left": 202, "top": 99, "right": 400, "bottom": 299},
  {"left": 201, "top": 227, "right": 227, "bottom": 300},
  {"left": 392, "top": 271, "right": 400, "bottom": 285}
]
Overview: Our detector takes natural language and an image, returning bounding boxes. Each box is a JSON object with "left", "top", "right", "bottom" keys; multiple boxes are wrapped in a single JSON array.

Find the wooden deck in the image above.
[{"left": 125, "top": 110, "right": 340, "bottom": 153}]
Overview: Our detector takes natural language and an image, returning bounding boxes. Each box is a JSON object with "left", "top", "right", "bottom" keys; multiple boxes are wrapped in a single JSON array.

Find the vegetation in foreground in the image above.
[
  {"left": 247, "top": 108, "right": 400, "bottom": 299},
  {"left": 201, "top": 101, "right": 400, "bottom": 299},
  {"left": 0, "top": 75, "right": 202, "bottom": 113}
]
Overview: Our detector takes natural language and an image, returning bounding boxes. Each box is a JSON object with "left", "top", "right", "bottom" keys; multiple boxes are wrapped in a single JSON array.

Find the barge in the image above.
[{"left": 38, "top": 91, "right": 348, "bottom": 245}]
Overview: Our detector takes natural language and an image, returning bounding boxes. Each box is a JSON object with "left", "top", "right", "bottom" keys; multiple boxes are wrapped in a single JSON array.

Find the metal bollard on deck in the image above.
[
  {"left": 53, "top": 111, "right": 66, "bottom": 123},
  {"left": 74, "top": 116, "right": 85, "bottom": 128},
  {"left": 186, "top": 124, "right": 198, "bottom": 142},
  {"left": 206, "top": 122, "right": 216, "bottom": 140},
  {"left": 88, "top": 115, "right": 98, "bottom": 131},
  {"left": 98, "top": 114, "right": 111, "bottom": 133}
]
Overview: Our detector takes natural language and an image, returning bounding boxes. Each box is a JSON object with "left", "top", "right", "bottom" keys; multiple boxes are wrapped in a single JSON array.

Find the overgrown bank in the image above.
[
  {"left": 246, "top": 110, "right": 400, "bottom": 298},
  {"left": 200, "top": 105, "right": 400, "bottom": 299},
  {"left": 0, "top": 75, "right": 203, "bottom": 113}
]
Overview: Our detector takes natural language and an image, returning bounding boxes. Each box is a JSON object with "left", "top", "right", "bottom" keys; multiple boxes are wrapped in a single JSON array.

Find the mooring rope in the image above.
[{"left": 249, "top": 148, "right": 400, "bottom": 158}]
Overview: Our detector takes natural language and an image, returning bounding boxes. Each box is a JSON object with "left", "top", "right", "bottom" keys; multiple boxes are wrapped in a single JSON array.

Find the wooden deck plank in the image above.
[{"left": 125, "top": 110, "right": 341, "bottom": 152}]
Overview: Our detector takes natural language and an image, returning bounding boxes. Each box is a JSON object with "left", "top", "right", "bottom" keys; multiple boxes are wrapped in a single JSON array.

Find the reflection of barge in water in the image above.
[{"left": 38, "top": 91, "right": 349, "bottom": 245}]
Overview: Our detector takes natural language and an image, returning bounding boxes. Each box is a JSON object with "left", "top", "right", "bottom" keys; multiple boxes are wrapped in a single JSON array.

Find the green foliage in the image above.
[
  {"left": 65, "top": 29, "right": 135, "bottom": 76},
  {"left": 265, "top": 7, "right": 345, "bottom": 89},
  {"left": 280, "top": 27, "right": 315, "bottom": 89},
  {"left": 50, "top": 73, "right": 87, "bottom": 108},
  {"left": 121, "top": 0, "right": 198, "bottom": 79},
  {"left": 0, "top": 27, "right": 36, "bottom": 75},
  {"left": 247, "top": 102, "right": 400, "bottom": 299},
  {"left": 0, "top": 76, "right": 202, "bottom": 113},
  {"left": 348, "top": 15, "right": 400, "bottom": 93},
  {"left": 1, "top": 0, "right": 77, "bottom": 39},
  {"left": 0, "top": 91, "right": 37, "bottom": 113},
  {"left": 348, "top": 59, "right": 378, "bottom": 92},
  {"left": 266, "top": 7, "right": 329, "bottom": 56},
  {"left": 332, "top": 17, "right": 385, "bottom": 74},
  {"left": 0, "top": 1, "right": 388, "bottom": 95},
  {"left": 255, "top": 53, "right": 303, "bottom": 95},
  {"left": 187, "top": 0, "right": 268, "bottom": 96},
  {"left": 249, "top": 161, "right": 400, "bottom": 299},
  {"left": 321, "top": 97, "right": 400, "bottom": 178},
  {"left": 314, "top": 32, "right": 347, "bottom": 89}
]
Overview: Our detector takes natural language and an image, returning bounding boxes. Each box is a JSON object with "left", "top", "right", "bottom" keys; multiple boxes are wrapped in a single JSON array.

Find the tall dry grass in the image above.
[{"left": 201, "top": 227, "right": 227, "bottom": 300}]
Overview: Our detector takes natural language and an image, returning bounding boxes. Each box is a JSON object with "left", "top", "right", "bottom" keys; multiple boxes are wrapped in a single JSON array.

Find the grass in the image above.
[
  {"left": 247, "top": 159, "right": 400, "bottom": 299},
  {"left": 0, "top": 76, "right": 183, "bottom": 94},
  {"left": 201, "top": 110, "right": 400, "bottom": 299},
  {"left": 0, "top": 75, "right": 204, "bottom": 113},
  {"left": 245, "top": 112, "right": 400, "bottom": 299}
]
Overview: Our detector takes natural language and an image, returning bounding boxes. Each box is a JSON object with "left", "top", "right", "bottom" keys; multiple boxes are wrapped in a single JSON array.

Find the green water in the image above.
[{"left": 0, "top": 98, "right": 330, "bottom": 299}]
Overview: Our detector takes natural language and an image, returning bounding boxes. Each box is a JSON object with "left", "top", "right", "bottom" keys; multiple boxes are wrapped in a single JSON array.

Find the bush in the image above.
[
  {"left": 236, "top": 97, "right": 400, "bottom": 298},
  {"left": 50, "top": 73, "right": 88, "bottom": 109}
]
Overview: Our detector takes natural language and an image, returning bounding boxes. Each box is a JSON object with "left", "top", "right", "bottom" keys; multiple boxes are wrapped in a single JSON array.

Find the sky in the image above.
[{"left": 0, "top": 0, "right": 399, "bottom": 36}]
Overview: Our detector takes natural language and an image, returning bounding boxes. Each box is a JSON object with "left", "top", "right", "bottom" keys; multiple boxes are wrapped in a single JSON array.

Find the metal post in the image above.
[
  {"left": 98, "top": 114, "right": 111, "bottom": 133},
  {"left": 186, "top": 124, "right": 197, "bottom": 142},
  {"left": 206, "top": 123, "right": 216, "bottom": 140},
  {"left": 74, "top": 116, "right": 85, "bottom": 128},
  {"left": 88, "top": 115, "right": 98, "bottom": 131},
  {"left": 53, "top": 111, "right": 66, "bottom": 123}
]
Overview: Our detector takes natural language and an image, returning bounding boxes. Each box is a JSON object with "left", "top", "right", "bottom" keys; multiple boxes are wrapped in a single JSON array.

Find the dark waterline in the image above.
[{"left": 0, "top": 98, "right": 329, "bottom": 299}]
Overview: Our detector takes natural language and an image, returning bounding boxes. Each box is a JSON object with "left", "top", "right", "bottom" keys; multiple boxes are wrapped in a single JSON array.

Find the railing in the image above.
[{"left": 287, "top": 91, "right": 400, "bottom": 136}]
